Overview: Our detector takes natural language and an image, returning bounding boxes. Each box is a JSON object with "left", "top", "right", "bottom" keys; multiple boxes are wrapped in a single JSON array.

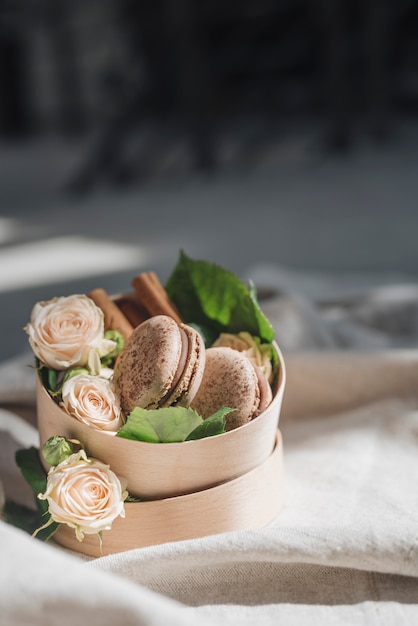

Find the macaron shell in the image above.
[
  {"left": 113, "top": 315, "right": 182, "bottom": 412},
  {"left": 162, "top": 323, "right": 206, "bottom": 407},
  {"left": 191, "top": 346, "right": 261, "bottom": 431},
  {"left": 252, "top": 364, "right": 273, "bottom": 415}
]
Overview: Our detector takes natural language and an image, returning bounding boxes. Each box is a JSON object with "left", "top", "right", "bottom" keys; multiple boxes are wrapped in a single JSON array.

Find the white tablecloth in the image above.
[{"left": 1, "top": 266, "right": 418, "bottom": 625}]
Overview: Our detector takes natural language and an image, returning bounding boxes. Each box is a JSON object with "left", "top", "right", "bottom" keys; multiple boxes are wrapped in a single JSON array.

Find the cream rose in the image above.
[
  {"left": 61, "top": 374, "right": 123, "bottom": 432},
  {"left": 212, "top": 331, "right": 273, "bottom": 383},
  {"left": 39, "top": 449, "right": 127, "bottom": 541},
  {"left": 25, "top": 294, "right": 116, "bottom": 373}
]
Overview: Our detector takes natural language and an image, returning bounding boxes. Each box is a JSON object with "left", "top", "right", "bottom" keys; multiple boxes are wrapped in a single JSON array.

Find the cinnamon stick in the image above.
[
  {"left": 132, "top": 272, "right": 183, "bottom": 324},
  {"left": 113, "top": 292, "right": 150, "bottom": 327},
  {"left": 88, "top": 288, "right": 134, "bottom": 341}
]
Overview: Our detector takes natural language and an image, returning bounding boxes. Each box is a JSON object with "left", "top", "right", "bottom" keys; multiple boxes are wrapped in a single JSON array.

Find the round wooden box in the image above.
[
  {"left": 54, "top": 431, "right": 284, "bottom": 557},
  {"left": 37, "top": 344, "right": 286, "bottom": 500}
]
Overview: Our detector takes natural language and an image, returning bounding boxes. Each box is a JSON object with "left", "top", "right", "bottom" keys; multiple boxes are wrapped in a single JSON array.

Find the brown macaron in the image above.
[
  {"left": 113, "top": 315, "right": 206, "bottom": 413},
  {"left": 252, "top": 364, "right": 273, "bottom": 415},
  {"left": 191, "top": 346, "right": 272, "bottom": 431}
]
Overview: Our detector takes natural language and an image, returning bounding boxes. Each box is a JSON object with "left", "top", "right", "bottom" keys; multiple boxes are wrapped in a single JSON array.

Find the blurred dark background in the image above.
[
  {"left": 1, "top": 0, "right": 418, "bottom": 360},
  {"left": 2, "top": 1, "right": 417, "bottom": 174}
]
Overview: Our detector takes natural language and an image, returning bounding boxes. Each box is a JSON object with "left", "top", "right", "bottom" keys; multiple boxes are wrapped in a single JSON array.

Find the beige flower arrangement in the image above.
[
  {"left": 5, "top": 252, "right": 282, "bottom": 552},
  {"left": 22, "top": 293, "right": 130, "bottom": 546}
]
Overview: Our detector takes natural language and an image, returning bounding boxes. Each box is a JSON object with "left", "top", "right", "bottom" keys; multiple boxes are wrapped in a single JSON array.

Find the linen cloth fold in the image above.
[{"left": 1, "top": 266, "right": 418, "bottom": 625}]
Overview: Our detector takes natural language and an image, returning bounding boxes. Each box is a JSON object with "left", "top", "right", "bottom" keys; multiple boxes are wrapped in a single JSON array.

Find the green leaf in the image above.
[
  {"left": 186, "top": 322, "right": 218, "bottom": 349},
  {"left": 62, "top": 367, "right": 89, "bottom": 384},
  {"left": 48, "top": 368, "right": 58, "bottom": 392},
  {"left": 37, "top": 364, "right": 61, "bottom": 396},
  {"left": 117, "top": 406, "right": 203, "bottom": 443},
  {"left": 165, "top": 251, "right": 274, "bottom": 343},
  {"left": 125, "top": 495, "right": 141, "bottom": 503},
  {"left": 185, "top": 407, "right": 231, "bottom": 440},
  {"left": 13, "top": 447, "right": 60, "bottom": 541},
  {"left": 102, "top": 329, "right": 125, "bottom": 365},
  {"left": 2, "top": 499, "right": 42, "bottom": 535},
  {"left": 15, "top": 447, "right": 49, "bottom": 514}
]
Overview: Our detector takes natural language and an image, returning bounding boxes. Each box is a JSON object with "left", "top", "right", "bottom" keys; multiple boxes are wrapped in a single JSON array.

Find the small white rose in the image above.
[
  {"left": 39, "top": 449, "right": 127, "bottom": 541},
  {"left": 25, "top": 294, "right": 116, "bottom": 372},
  {"left": 212, "top": 331, "right": 273, "bottom": 383},
  {"left": 61, "top": 374, "right": 124, "bottom": 432},
  {"left": 99, "top": 366, "right": 115, "bottom": 380}
]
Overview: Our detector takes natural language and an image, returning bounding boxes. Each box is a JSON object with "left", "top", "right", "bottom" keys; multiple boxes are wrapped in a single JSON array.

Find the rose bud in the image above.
[{"left": 42, "top": 436, "right": 77, "bottom": 467}]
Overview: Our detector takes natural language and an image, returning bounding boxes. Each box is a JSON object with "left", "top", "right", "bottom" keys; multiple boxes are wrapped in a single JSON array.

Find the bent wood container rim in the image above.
[{"left": 37, "top": 342, "right": 286, "bottom": 499}]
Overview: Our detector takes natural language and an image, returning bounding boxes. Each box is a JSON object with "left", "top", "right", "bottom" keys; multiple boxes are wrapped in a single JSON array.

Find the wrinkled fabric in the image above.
[{"left": 2, "top": 266, "right": 418, "bottom": 625}]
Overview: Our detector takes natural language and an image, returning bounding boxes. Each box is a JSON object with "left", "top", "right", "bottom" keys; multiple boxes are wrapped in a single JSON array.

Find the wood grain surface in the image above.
[
  {"left": 37, "top": 343, "right": 285, "bottom": 499},
  {"left": 54, "top": 431, "right": 284, "bottom": 557}
]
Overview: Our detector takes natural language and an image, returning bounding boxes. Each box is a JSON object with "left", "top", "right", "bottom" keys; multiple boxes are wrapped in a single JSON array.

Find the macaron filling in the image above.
[
  {"left": 252, "top": 364, "right": 273, "bottom": 416},
  {"left": 158, "top": 326, "right": 189, "bottom": 407}
]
